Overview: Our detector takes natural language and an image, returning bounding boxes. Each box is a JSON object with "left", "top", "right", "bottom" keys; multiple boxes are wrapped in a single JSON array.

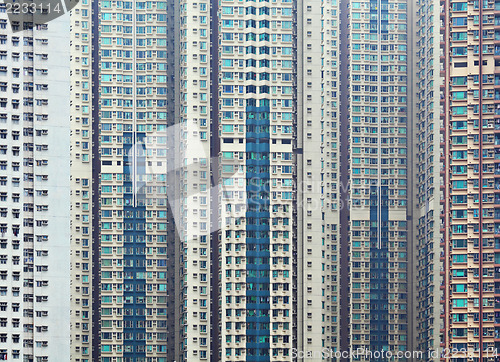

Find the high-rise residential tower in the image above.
[
  {"left": 441, "top": 0, "right": 500, "bottom": 360},
  {"left": 69, "top": 0, "right": 94, "bottom": 359},
  {"left": 176, "top": 0, "right": 212, "bottom": 360},
  {"left": 412, "top": 0, "right": 442, "bottom": 355},
  {"left": 0, "top": 4, "right": 71, "bottom": 361},
  {"left": 215, "top": 1, "right": 295, "bottom": 360},
  {"left": 296, "top": 0, "right": 341, "bottom": 354},
  {"left": 346, "top": 0, "right": 411, "bottom": 355},
  {"left": 70, "top": 0, "right": 176, "bottom": 361}
]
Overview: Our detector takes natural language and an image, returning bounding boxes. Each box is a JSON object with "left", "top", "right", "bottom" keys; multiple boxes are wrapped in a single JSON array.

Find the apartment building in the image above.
[
  {"left": 296, "top": 0, "right": 341, "bottom": 354},
  {"left": 412, "top": 0, "right": 442, "bottom": 356},
  {"left": 0, "top": 4, "right": 71, "bottom": 362},
  {"left": 215, "top": 1, "right": 295, "bottom": 360},
  {"left": 69, "top": 0, "right": 94, "bottom": 359},
  {"left": 441, "top": 0, "right": 500, "bottom": 360},
  {"left": 346, "top": 0, "right": 412, "bottom": 356},
  {"left": 70, "top": 0, "right": 176, "bottom": 361},
  {"left": 176, "top": 0, "right": 212, "bottom": 360}
]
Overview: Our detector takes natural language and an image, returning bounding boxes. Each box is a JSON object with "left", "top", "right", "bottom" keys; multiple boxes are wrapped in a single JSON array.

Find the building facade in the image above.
[
  {"left": 441, "top": 0, "right": 500, "bottom": 360},
  {"left": 69, "top": 0, "right": 94, "bottom": 359},
  {"left": 216, "top": 1, "right": 295, "bottom": 360},
  {"left": 2, "top": 0, "right": 490, "bottom": 361},
  {"left": 412, "top": 0, "right": 442, "bottom": 356},
  {"left": 67, "top": 0, "right": 450, "bottom": 361},
  {"left": 296, "top": 0, "right": 341, "bottom": 355},
  {"left": 0, "top": 4, "right": 71, "bottom": 362},
  {"left": 175, "top": 0, "right": 443, "bottom": 359},
  {"left": 70, "top": 0, "right": 177, "bottom": 361},
  {"left": 176, "top": 0, "right": 213, "bottom": 360},
  {"left": 347, "top": 0, "right": 411, "bottom": 355}
]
